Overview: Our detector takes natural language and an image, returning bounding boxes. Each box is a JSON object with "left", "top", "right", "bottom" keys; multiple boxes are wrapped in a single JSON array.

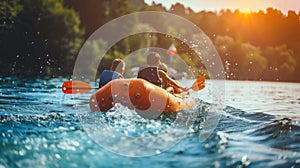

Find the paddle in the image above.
[
  {"left": 187, "top": 76, "right": 205, "bottom": 91},
  {"left": 61, "top": 76, "right": 205, "bottom": 94},
  {"left": 62, "top": 80, "right": 94, "bottom": 94}
]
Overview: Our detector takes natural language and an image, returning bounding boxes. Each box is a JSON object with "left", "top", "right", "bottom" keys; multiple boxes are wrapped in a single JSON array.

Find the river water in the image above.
[{"left": 0, "top": 77, "right": 299, "bottom": 167}]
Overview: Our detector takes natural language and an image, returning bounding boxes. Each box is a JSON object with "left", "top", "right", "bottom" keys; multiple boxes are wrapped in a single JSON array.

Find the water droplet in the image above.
[
  {"left": 55, "top": 154, "right": 61, "bottom": 159},
  {"left": 241, "top": 155, "right": 251, "bottom": 166},
  {"left": 19, "top": 149, "right": 26, "bottom": 156},
  {"left": 191, "top": 44, "right": 198, "bottom": 48}
]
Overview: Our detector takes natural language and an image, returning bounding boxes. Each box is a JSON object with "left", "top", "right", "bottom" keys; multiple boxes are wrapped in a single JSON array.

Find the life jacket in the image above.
[
  {"left": 99, "top": 70, "right": 122, "bottom": 88},
  {"left": 137, "top": 66, "right": 162, "bottom": 87}
]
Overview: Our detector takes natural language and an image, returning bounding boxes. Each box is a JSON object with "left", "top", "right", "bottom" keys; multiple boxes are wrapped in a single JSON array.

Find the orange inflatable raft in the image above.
[{"left": 89, "top": 79, "right": 195, "bottom": 116}]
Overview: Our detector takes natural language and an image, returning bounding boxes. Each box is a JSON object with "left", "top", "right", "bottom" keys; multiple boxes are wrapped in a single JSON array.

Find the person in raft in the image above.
[
  {"left": 158, "top": 63, "right": 177, "bottom": 93},
  {"left": 137, "top": 52, "right": 187, "bottom": 93},
  {"left": 98, "top": 58, "right": 125, "bottom": 88},
  {"left": 158, "top": 62, "right": 176, "bottom": 80}
]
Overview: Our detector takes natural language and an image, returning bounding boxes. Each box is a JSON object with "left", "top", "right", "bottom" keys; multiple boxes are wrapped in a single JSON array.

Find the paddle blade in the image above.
[
  {"left": 62, "top": 80, "right": 92, "bottom": 94},
  {"left": 191, "top": 76, "right": 205, "bottom": 91}
]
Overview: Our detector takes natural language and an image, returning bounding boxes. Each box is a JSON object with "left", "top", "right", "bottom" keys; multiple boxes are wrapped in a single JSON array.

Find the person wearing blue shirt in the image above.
[{"left": 99, "top": 58, "right": 125, "bottom": 88}]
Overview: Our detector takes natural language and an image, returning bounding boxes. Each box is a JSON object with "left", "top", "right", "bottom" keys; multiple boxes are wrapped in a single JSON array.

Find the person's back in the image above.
[
  {"left": 137, "top": 52, "right": 162, "bottom": 87},
  {"left": 99, "top": 70, "right": 122, "bottom": 88},
  {"left": 99, "top": 58, "right": 125, "bottom": 88},
  {"left": 137, "top": 66, "right": 162, "bottom": 87},
  {"left": 137, "top": 52, "right": 187, "bottom": 93}
]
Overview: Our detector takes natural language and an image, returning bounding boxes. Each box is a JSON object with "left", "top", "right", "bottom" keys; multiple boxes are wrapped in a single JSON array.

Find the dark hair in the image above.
[
  {"left": 147, "top": 52, "right": 160, "bottom": 66},
  {"left": 111, "top": 58, "right": 125, "bottom": 73}
]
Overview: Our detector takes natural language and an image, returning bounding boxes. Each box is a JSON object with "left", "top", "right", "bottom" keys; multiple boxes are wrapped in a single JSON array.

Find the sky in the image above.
[{"left": 144, "top": 0, "right": 300, "bottom": 14}]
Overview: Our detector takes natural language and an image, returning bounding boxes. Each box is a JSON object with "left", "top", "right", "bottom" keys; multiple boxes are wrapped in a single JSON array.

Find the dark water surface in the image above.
[{"left": 0, "top": 77, "right": 300, "bottom": 167}]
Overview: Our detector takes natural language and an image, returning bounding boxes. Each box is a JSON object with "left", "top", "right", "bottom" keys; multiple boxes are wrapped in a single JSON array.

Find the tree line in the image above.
[{"left": 1, "top": 0, "right": 299, "bottom": 82}]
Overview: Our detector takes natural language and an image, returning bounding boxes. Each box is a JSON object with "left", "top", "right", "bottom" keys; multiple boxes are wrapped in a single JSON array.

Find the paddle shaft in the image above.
[{"left": 62, "top": 76, "right": 204, "bottom": 94}]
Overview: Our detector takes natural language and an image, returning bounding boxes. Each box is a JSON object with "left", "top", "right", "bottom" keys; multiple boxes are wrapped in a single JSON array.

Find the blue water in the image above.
[{"left": 1, "top": 77, "right": 300, "bottom": 167}]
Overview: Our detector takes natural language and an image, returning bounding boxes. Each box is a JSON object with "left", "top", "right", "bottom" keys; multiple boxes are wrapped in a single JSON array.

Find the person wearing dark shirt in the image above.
[{"left": 137, "top": 52, "right": 187, "bottom": 93}]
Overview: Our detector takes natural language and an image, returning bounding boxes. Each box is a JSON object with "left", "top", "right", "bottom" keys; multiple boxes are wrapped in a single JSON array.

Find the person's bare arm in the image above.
[{"left": 158, "top": 70, "right": 187, "bottom": 93}]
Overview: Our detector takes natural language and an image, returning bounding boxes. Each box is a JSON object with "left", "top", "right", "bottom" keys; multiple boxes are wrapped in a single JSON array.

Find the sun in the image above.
[
  {"left": 240, "top": 9, "right": 252, "bottom": 15},
  {"left": 239, "top": 10, "right": 253, "bottom": 20}
]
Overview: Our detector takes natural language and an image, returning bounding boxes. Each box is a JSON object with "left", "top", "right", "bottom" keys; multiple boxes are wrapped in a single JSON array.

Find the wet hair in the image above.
[
  {"left": 110, "top": 58, "right": 125, "bottom": 74},
  {"left": 147, "top": 52, "right": 161, "bottom": 66}
]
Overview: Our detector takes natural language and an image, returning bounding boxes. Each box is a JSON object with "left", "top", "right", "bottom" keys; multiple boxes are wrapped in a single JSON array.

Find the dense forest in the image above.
[{"left": 1, "top": 0, "right": 299, "bottom": 82}]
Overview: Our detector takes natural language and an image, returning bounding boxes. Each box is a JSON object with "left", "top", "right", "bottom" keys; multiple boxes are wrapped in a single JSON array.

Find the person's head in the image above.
[
  {"left": 147, "top": 52, "right": 161, "bottom": 66},
  {"left": 159, "top": 63, "right": 168, "bottom": 73},
  {"left": 110, "top": 58, "right": 125, "bottom": 75}
]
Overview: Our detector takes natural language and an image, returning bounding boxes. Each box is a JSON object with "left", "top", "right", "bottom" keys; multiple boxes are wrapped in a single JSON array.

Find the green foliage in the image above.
[
  {"left": 0, "top": 0, "right": 23, "bottom": 29},
  {"left": 240, "top": 43, "right": 267, "bottom": 80},
  {"left": 78, "top": 38, "right": 108, "bottom": 79},
  {"left": 262, "top": 45, "right": 296, "bottom": 81},
  {"left": 0, "top": 0, "right": 84, "bottom": 77},
  {"left": 65, "top": 0, "right": 135, "bottom": 39},
  {"left": 0, "top": 0, "right": 22, "bottom": 66},
  {"left": 1, "top": 0, "right": 300, "bottom": 82}
]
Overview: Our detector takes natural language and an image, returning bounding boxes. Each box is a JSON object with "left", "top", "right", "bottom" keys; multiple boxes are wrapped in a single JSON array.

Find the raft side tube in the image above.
[{"left": 89, "top": 79, "right": 195, "bottom": 114}]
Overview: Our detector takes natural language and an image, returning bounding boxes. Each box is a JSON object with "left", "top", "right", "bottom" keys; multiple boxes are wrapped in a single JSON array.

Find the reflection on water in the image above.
[{"left": 0, "top": 77, "right": 300, "bottom": 167}]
